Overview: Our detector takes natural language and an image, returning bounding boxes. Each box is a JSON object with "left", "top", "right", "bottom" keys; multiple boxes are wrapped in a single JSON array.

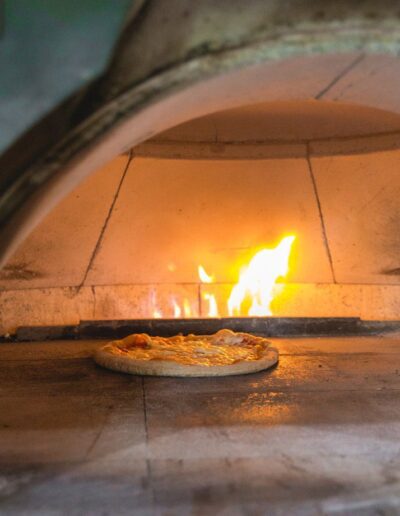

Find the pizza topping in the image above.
[
  {"left": 102, "top": 329, "right": 268, "bottom": 366},
  {"left": 124, "top": 333, "right": 152, "bottom": 348}
]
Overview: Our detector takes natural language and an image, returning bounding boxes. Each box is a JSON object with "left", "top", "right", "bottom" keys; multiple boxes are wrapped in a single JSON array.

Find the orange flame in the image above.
[
  {"left": 151, "top": 289, "right": 163, "bottom": 318},
  {"left": 157, "top": 235, "right": 295, "bottom": 319},
  {"left": 198, "top": 265, "right": 213, "bottom": 283},
  {"left": 172, "top": 298, "right": 181, "bottom": 318},
  {"left": 204, "top": 292, "right": 219, "bottom": 317},
  {"left": 228, "top": 235, "right": 295, "bottom": 316},
  {"left": 198, "top": 265, "right": 220, "bottom": 317},
  {"left": 183, "top": 298, "right": 192, "bottom": 318}
]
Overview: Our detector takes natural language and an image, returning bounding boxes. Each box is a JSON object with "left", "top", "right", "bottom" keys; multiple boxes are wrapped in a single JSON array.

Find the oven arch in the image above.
[{"left": 1, "top": 1, "right": 400, "bottom": 266}]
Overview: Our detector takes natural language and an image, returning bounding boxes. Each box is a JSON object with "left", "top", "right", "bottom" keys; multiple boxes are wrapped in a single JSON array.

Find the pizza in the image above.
[{"left": 94, "top": 329, "right": 278, "bottom": 377}]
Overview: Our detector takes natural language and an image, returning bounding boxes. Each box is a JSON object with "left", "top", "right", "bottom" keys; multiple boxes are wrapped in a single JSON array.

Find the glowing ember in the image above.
[
  {"left": 228, "top": 235, "right": 295, "bottom": 316},
  {"left": 153, "top": 309, "right": 163, "bottom": 318}
]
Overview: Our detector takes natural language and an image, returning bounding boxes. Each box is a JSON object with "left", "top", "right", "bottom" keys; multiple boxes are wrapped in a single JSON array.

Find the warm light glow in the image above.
[
  {"left": 228, "top": 235, "right": 295, "bottom": 317},
  {"left": 167, "top": 262, "right": 177, "bottom": 272},
  {"left": 183, "top": 298, "right": 192, "bottom": 318},
  {"left": 198, "top": 265, "right": 220, "bottom": 317},
  {"left": 204, "top": 292, "right": 219, "bottom": 317},
  {"left": 198, "top": 265, "right": 213, "bottom": 283},
  {"left": 156, "top": 235, "right": 295, "bottom": 319},
  {"left": 172, "top": 298, "right": 181, "bottom": 318},
  {"left": 151, "top": 289, "right": 163, "bottom": 318}
]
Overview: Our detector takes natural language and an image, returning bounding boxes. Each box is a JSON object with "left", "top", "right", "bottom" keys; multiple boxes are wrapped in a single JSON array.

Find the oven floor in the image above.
[{"left": 1, "top": 335, "right": 400, "bottom": 515}]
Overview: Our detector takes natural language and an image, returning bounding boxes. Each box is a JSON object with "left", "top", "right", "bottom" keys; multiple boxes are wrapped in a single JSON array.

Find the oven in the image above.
[{"left": 1, "top": 2, "right": 400, "bottom": 514}]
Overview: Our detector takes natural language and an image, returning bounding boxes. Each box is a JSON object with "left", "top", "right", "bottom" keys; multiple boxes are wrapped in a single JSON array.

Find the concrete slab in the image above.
[
  {"left": 143, "top": 348, "right": 400, "bottom": 396},
  {"left": 1, "top": 336, "right": 399, "bottom": 513},
  {"left": 0, "top": 339, "right": 101, "bottom": 361},
  {"left": 0, "top": 462, "right": 151, "bottom": 516}
]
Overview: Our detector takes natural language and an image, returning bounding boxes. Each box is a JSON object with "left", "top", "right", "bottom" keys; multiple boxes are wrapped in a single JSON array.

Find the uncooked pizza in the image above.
[{"left": 94, "top": 329, "right": 278, "bottom": 377}]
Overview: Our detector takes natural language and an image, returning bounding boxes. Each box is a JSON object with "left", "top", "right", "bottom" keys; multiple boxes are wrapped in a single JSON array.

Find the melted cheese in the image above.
[{"left": 107, "top": 329, "right": 267, "bottom": 366}]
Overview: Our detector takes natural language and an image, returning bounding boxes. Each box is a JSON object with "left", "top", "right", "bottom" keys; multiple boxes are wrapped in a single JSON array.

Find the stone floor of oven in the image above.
[{"left": 1, "top": 335, "right": 400, "bottom": 515}]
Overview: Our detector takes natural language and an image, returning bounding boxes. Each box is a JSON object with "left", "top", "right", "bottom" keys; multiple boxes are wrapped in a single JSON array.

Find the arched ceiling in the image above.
[
  {"left": 2, "top": 0, "right": 400, "bottom": 266},
  {"left": 153, "top": 101, "right": 400, "bottom": 143}
]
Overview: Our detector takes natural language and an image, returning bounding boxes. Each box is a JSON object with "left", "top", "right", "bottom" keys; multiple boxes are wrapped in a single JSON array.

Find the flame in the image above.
[
  {"left": 172, "top": 298, "right": 181, "bottom": 318},
  {"left": 183, "top": 298, "right": 192, "bottom": 318},
  {"left": 169, "top": 298, "right": 192, "bottom": 318},
  {"left": 198, "top": 265, "right": 213, "bottom": 283},
  {"left": 153, "top": 235, "right": 295, "bottom": 319},
  {"left": 204, "top": 292, "right": 219, "bottom": 317},
  {"left": 151, "top": 289, "right": 163, "bottom": 318},
  {"left": 228, "top": 235, "right": 295, "bottom": 317},
  {"left": 198, "top": 265, "right": 220, "bottom": 317}
]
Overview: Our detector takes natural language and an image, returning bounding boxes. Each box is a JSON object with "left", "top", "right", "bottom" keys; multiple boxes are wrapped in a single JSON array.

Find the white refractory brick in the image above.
[
  {"left": 92, "top": 284, "right": 200, "bottom": 320},
  {"left": 86, "top": 157, "right": 333, "bottom": 286},
  {"left": 0, "top": 287, "right": 94, "bottom": 335},
  {"left": 311, "top": 149, "right": 400, "bottom": 285},
  {"left": 2, "top": 282, "right": 400, "bottom": 336},
  {"left": 0, "top": 155, "right": 128, "bottom": 290}
]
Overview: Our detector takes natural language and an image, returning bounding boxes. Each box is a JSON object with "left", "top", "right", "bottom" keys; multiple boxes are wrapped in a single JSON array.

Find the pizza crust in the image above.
[{"left": 94, "top": 329, "right": 278, "bottom": 377}]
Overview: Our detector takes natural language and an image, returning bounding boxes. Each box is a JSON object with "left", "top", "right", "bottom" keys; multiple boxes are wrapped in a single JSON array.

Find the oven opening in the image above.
[{"left": 2, "top": 96, "right": 400, "bottom": 340}]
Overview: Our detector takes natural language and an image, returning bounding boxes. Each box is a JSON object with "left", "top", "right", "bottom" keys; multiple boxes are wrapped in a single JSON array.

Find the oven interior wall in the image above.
[
  {"left": 1, "top": 145, "right": 400, "bottom": 334},
  {"left": 2, "top": 52, "right": 400, "bottom": 335}
]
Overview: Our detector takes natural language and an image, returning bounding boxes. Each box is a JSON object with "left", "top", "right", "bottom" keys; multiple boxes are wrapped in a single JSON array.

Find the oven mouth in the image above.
[{"left": 3, "top": 81, "right": 400, "bottom": 337}]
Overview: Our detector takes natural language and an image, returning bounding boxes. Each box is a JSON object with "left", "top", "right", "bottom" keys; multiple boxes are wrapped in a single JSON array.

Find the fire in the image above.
[
  {"left": 183, "top": 298, "right": 192, "bottom": 318},
  {"left": 172, "top": 298, "right": 181, "bottom": 318},
  {"left": 198, "top": 265, "right": 220, "bottom": 317},
  {"left": 160, "top": 235, "right": 295, "bottom": 319},
  {"left": 198, "top": 265, "right": 213, "bottom": 283},
  {"left": 171, "top": 298, "right": 191, "bottom": 318},
  {"left": 204, "top": 292, "right": 219, "bottom": 317},
  {"left": 151, "top": 289, "right": 163, "bottom": 318},
  {"left": 228, "top": 235, "right": 295, "bottom": 316}
]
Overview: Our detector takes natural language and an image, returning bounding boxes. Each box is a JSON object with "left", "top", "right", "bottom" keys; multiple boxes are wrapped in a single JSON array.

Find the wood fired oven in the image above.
[
  {"left": 4, "top": 74, "right": 400, "bottom": 333},
  {"left": 1, "top": 2, "right": 400, "bottom": 514}
]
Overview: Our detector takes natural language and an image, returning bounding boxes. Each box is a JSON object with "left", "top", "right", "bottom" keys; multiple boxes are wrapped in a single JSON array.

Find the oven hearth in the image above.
[{"left": 1, "top": 333, "right": 400, "bottom": 514}]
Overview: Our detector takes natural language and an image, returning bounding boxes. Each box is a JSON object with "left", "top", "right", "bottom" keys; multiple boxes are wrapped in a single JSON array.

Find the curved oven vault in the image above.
[
  {"left": 3, "top": 47, "right": 400, "bottom": 268},
  {"left": 2, "top": 97, "right": 400, "bottom": 335},
  {"left": 2, "top": 1, "right": 400, "bottom": 335}
]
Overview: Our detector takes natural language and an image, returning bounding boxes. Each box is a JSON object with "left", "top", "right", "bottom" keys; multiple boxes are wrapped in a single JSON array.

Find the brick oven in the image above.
[{"left": 1, "top": 2, "right": 400, "bottom": 514}]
